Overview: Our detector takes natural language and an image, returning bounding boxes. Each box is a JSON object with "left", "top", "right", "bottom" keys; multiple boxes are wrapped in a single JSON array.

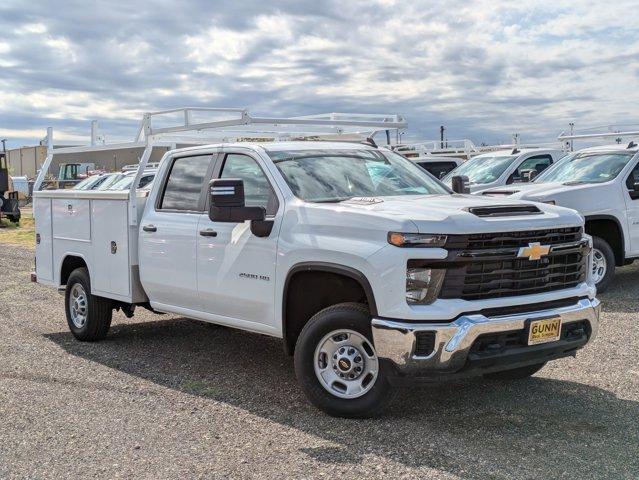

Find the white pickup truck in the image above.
[
  {"left": 33, "top": 141, "right": 601, "bottom": 417},
  {"left": 442, "top": 148, "right": 565, "bottom": 193},
  {"left": 481, "top": 142, "right": 639, "bottom": 292}
]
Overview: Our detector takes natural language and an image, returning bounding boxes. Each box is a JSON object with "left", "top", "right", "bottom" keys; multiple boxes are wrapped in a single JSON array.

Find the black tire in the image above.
[
  {"left": 294, "top": 302, "right": 395, "bottom": 418},
  {"left": 65, "top": 267, "right": 112, "bottom": 341},
  {"left": 592, "top": 236, "right": 615, "bottom": 293},
  {"left": 483, "top": 362, "right": 546, "bottom": 380}
]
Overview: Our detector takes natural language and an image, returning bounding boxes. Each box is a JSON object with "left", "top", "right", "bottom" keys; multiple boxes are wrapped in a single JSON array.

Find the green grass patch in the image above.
[{"left": 0, "top": 212, "right": 35, "bottom": 248}]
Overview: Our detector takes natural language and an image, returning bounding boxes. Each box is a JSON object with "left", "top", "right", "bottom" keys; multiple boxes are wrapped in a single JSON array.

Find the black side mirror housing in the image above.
[
  {"left": 208, "top": 178, "right": 265, "bottom": 223},
  {"left": 451, "top": 175, "right": 470, "bottom": 194},
  {"left": 520, "top": 169, "right": 537, "bottom": 182}
]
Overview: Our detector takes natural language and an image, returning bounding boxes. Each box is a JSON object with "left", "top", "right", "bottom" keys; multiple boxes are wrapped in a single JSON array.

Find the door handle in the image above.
[
  {"left": 199, "top": 229, "right": 218, "bottom": 237},
  {"left": 143, "top": 224, "right": 157, "bottom": 232}
]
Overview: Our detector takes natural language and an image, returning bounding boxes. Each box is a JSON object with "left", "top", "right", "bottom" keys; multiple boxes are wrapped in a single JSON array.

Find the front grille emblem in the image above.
[{"left": 517, "top": 242, "right": 551, "bottom": 261}]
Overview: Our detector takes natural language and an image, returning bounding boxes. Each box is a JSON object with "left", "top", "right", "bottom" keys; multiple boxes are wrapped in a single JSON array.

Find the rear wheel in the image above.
[
  {"left": 294, "top": 302, "right": 395, "bottom": 418},
  {"left": 483, "top": 362, "right": 546, "bottom": 380},
  {"left": 591, "top": 236, "right": 615, "bottom": 293},
  {"left": 65, "top": 267, "right": 112, "bottom": 341}
]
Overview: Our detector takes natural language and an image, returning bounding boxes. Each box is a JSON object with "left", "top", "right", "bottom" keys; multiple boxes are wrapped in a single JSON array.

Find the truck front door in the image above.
[{"left": 196, "top": 152, "right": 281, "bottom": 330}]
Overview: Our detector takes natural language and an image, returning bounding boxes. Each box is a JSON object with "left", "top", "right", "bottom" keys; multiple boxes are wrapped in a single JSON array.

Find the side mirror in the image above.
[
  {"left": 208, "top": 178, "right": 265, "bottom": 223},
  {"left": 451, "top": 175, "right": 470, "bottom": 194},
  {"left": 520, "top": 169, "right": 537, "bottom": 182}
]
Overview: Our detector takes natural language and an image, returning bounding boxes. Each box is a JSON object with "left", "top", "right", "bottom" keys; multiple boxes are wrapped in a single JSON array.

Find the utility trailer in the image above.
[{"left": 32, "top": 107, "right": 407, "bottom": 305}]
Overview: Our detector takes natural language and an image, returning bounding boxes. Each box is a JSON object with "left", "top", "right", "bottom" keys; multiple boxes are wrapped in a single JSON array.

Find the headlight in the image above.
[
  {"left": 406, "top": 267, "right": 445, "bottom": 304},
  {"left": 388, "top": 232, "right": 447, "bottom": 247}
]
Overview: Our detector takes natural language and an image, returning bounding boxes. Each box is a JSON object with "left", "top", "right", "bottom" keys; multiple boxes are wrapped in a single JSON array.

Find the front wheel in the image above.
[
  {"left": 65, "top": 267, "right": 113, "bottom": 341},
  {"left": 294, "top": 303, "right": 395, "bottom": 418},
  {"left": 591, "top": 236, "right": 615, "bottom": 293}
]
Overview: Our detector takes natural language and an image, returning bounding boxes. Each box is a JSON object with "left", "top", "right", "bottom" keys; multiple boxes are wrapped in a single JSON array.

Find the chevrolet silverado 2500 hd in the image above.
[{"left": 33, "top": 141, "right": 600, "bottom": 417}]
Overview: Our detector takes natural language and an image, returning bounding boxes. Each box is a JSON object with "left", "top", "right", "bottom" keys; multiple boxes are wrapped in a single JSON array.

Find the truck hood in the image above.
[
  {"left": 481, "top": 182, "right": 608, "bottom": 206},
  {"left": 309, "top": 194, "right": 583, "bottom": 235}
]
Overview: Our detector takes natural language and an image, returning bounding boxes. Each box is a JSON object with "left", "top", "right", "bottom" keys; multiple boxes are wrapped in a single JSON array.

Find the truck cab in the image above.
[
  {"left": 442, "top": 148, "right": 564, "bottom": 193},
  {"left": 481, "top": 142, "right": 639, "bottom": 291}
]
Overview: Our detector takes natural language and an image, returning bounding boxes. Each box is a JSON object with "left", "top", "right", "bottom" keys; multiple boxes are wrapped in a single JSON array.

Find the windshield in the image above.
[
  {"left": 73, "top": 175, "right": 102, "bottom": 190},
  {"left": 443, "top": 154, "right": 517, "bottom": 185},
  {"left": 96, "top": 173, "right": 125, "bottom": 190},
  {"left": 534, "top": 152, "right": 635, "bottom": 184},
  {"left": 109, "top": 173, "right": 155, "bottom": 190},
  {"left": 268, "top": 149, "right": 450, "bottom": 202}
]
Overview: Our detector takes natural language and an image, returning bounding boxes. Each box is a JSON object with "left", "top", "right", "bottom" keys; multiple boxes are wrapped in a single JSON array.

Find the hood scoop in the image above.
[
  {"left": 481, "top": 190, "right": 517, "bottom": 196},
  {"left": 467, "top": 204, "right": 542, "bottom": 217}
]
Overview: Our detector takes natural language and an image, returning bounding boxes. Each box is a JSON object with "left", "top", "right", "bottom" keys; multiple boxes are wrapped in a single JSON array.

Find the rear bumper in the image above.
[{"left": 371, "top": 297, "right": 600, "bottom": 379}]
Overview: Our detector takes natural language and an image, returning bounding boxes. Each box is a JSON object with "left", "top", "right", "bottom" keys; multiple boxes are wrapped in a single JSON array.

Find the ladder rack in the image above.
[{"left": 34, "top": 107, "right": 407, "bottom": 225}]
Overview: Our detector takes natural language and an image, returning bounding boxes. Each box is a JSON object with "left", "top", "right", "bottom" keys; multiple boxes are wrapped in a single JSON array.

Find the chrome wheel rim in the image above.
[
  {"left": 313, "top": 329, "right": 379, "bottom": 399},
  {"left": 592, "top": 248, "right": 607, "bottom": 284},
  {"left": 69, "top": 283, "right": 88, "bottom": 328}
]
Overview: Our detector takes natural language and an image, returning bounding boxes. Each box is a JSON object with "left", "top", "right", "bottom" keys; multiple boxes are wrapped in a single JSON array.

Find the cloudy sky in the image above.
[{"left": 1, "top": 0, "right": 638, "bottom": 149}]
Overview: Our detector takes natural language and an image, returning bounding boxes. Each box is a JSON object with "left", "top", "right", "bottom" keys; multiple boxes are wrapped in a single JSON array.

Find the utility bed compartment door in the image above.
[
  {"left": 91, "top": 200, "right": 130, "bottom": 297},
  {"left": 52, "top": 199, "right": 91, "bottom": 241},
  {"left": 34, "top": 197, "right": 53, "bottom": 282}
]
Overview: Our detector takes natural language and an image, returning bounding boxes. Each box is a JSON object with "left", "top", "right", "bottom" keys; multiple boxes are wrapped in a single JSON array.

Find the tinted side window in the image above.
[
  {"left": 221, "top": 154, "right": 278, "bottom": 215},
  {"left": 417, "top": 161, "right": 458, "bottom": 178},
  {"left": 626, "top": 162, "right": 639, "bottom": 197},
  {"left": 160, "top": 155, "right": 212, "bottom": 211},
  {"left": 515, "top": 155, "right": 553, "bottom": 179}
]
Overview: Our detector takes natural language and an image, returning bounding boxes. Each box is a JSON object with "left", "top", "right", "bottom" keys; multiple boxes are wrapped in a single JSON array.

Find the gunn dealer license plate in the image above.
[{"left": 528, "top": 317, "right": 562, "bottom": 345}]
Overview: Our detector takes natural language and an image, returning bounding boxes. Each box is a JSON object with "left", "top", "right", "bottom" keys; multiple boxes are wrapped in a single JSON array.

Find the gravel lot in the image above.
[{"left": 1, "top": 243, "right": 637, "bottom": 479}]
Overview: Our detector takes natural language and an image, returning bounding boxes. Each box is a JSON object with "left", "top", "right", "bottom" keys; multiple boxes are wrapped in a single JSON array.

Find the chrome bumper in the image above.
[{"left": 371, "top": 297, "right": 601, "bottom": 376}]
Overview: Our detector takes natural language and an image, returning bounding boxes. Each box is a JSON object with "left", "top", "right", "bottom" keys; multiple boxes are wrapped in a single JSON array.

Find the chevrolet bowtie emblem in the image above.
[{"left": 518, "top": 242, "right": 551, "bottom": 261}]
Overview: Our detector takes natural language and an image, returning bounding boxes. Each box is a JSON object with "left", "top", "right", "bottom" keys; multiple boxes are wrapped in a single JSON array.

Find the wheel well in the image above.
[
  {"left": 585, "top": 218, "right": 624, "bottom": 266},
  {"left": 283, "top": 268, "right": 375, "bottom": 355},
  {"left": 60, "top": 256, "right": 87, "bottom": 286}
]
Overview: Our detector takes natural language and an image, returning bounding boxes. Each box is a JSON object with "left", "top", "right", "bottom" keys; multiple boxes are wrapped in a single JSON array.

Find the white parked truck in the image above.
[
  {"left": 32, "top": 109, "right": 601, "bottom": 417},
  {"left": 481, "top": 141, "right": 639, "bottom": 292},
  {"left": 442, "top": 148, "right": 565, "bottom": 193}
]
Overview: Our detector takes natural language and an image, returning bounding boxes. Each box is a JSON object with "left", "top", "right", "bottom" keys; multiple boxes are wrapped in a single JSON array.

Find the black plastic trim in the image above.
[
  {"left": 584, "top": 214, "right": 625, "bottom": 264},
  {"left": 281, "top": 262, "right": 378, "bottom": 354}
]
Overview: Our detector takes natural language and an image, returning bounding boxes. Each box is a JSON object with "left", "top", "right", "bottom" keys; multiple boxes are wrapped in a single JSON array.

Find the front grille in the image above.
[
  {"left": 445, "top": 227, "right": 582, "bottom": 250},
  {"left": 440, "top": 250, "right": 587, "bottom": 300},
  {"left": 411, "top": 227, "right": 588, "bottom": 301}
]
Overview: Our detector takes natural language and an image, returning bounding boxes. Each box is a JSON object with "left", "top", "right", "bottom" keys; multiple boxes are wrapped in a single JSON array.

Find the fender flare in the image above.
[
  {"left": 583, "top": 214, "right": 625, "bottom": 264},
  {"left": 281, "top": 262, "right": 378, "bottom": 354}
]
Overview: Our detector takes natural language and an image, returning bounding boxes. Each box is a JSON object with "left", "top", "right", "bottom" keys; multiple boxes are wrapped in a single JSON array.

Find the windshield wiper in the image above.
[
  {"left": 562, "top": 181, "right": 591, "bottom": 186},
  {"left": 312, "top": 197, "right": 353, "bottom": 203}
]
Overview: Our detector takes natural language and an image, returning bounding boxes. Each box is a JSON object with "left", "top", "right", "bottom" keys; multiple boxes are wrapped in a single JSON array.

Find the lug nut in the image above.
[
  {"left": 348, "top": 348, "right": 355, "bottom": 355},
  {"left": 339, "top": 348, "right": 345, "bottom": 354},
  {"left": 354, "top": 356, "right": 362, "bottom": 363}
]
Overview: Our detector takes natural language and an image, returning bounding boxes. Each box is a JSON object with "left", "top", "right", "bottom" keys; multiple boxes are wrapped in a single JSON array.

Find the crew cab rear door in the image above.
[
  {"left": 196, "top": 151, "right": 282, "bottom": 331},
  {"left": 139, "top": 154, "right": 215, "bottom": 310}
]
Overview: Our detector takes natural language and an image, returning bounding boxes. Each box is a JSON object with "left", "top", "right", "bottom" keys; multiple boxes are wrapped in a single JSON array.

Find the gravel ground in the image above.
[{"left": 0, "top": 243, "right": 637, "bottom": 479}]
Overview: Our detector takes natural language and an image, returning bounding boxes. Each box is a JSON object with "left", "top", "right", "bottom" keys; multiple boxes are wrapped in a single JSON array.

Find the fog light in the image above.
[{"left": 406, "top": 267, "right": 444, "bottom": 304}]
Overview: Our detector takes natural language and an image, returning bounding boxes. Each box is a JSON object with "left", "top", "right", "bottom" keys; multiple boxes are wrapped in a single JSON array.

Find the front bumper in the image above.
[{"left": 371, "top": 297, "right": 601, "bottom": 378}]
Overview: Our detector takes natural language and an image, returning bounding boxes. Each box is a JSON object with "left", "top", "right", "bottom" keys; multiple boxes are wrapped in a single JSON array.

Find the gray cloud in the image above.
[{"left": 1, "top": 0, "right": 638, "bottom": 149}]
